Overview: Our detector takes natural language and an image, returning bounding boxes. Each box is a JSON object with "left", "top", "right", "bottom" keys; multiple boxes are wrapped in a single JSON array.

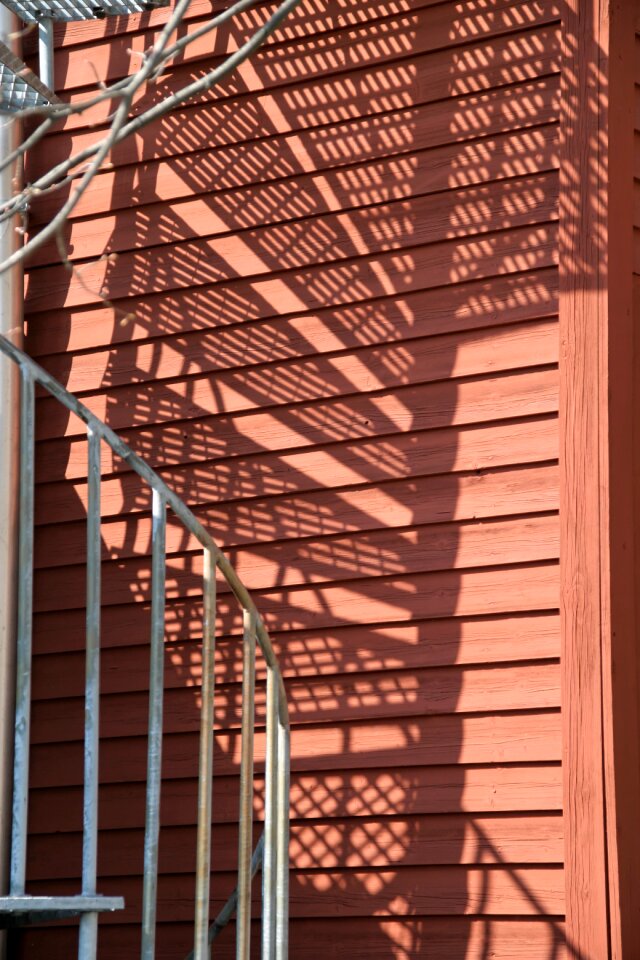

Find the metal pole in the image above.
[
  {"left": 237, "top": 609, "right": 256, "bottom": 960},
  {"left": 193, "top": 548, "right": 216, "bottom": 960},
  {"left": 0, "top": 6, "right": 23, "bottom": 951},
  {"left": 78, "top": 429, "right": 102, "bottom": 960},
  {"left": 274, "top": 717, "right": 289, "bottom": 960},
  {"left": 261, "top": 668, "right": 277, "bottom": 959},
  {"left": 38, "top": 19, "right": 54, "bottom": 91},
  {"left": 141, "top": 489, "right": 166, "bottom": 960},
  {"left": 9, "top": 367, "right": 34, "bottom": 895}
]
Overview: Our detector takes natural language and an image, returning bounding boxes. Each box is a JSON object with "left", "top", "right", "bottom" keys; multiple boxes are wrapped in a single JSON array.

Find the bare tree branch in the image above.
[{"left": 0, "top": 0, "right": 303, "bottom": 272}]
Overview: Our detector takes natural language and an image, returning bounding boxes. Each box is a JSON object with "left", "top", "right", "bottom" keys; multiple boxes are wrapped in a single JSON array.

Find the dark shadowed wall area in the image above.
[{"left": 18, "top": 0, "right": 564, "bottom": 956}]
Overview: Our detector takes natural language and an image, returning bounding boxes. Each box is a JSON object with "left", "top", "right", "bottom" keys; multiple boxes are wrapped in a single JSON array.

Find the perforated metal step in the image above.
[{"left": 0, "top": 0, "right": 168, "bottom": 22}]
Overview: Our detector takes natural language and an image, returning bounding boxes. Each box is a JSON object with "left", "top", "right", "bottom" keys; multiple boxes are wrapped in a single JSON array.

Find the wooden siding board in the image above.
[
  {"left": 24, "top": 865, "right": 565, "bottom": 918},
  {"left": 51, "top": 14, "right": 562, "bottom": 138},
  {"left": 52, "top": 0, "right": 560, "bottom": 95},
  {"left": 26, "top": 184, "right": 560, "bottom": 312},
  {"left": 28, "top": 711, "right": 563, "bottom": 789},
  {"left": 27, "top": 263, "right": 560, "bottom": 359},
  {"left": 26, "top": 814, "right": 564, "bottom": 879},
  {"left": 33, "top": 416, "right": 559, "bottom": 523},
  {"left": 34, "top": 367, "right": 560, "bottom": 483},
  {"left": 31, "top": 513, "right": 560, "bottom": 613},
  {"left": 31, "top": 141, "right": 561, "bottom": 268},
  {"left": 25, "top": 225, "right": 560, "bottom": 326},
  {"left": 33, "top": 462, "right": 559, "bottom": 568},
  {"left": 29, "top": 74, "right": 560, "bottom": 182},
  {"left": 29, "top": 123, "right": 559, "bottom": 229},
  {"left": 33, "top": 319, "right": 559, "bottom": 439},
  {"left": 30, "top": 561, "right": 560, "bottom": 653},
  {"left": 48, "top": 0, "right": 541, "bottom": 50},
  {"left": 27, "top": 764, "right": 564, "bottom": 832},
  {"left": 29, "top": 661, "right": 562, "bottom": 743},
  {"left": 16, "top": 919, "right": 568, "bottom": 960},
  {"left": 31, "top": 613, "right": 562, "bottom": 693}
]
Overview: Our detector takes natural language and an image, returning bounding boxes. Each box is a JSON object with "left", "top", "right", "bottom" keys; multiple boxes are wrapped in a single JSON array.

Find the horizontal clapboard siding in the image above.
[
  {"left": 18, "top": 918, "right": 568, "bottom": 960},
  {"left": 21, "top": 0, "right": 562, "bottom": 957},
  {"left": 27, "top": 763, "right": 564, "bottom": 830}
]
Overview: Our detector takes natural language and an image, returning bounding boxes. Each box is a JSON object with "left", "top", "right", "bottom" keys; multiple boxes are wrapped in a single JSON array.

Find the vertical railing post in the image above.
[
  {"left": 0, "top": 340, "right": 292, "bottom": 953},
  {"left": 275, "top": 705, "right": 289, "bottom": 960},
  {"left": 193, "top": 547, "right": 217, "bottom": 960},
  {"left": 141, "top": 489, "right": 166, "bottom": 960},
  {"left": 0, "top": 22, "right": 24, "bottom": 923},
  {"left": 261, "top": 667, "right": 278, "bottom": 959},
  {"left": 37, "top": 18, "right": 54, "bottom": 90},
  {"left": 237, "top": 609, "right": 256, "bottom": 960},
  {"left": 9, "top": 367, "right": 34, "bottom": 897},
  {"left": 78, "top": 428, "right": 102, "bottom": 960}
]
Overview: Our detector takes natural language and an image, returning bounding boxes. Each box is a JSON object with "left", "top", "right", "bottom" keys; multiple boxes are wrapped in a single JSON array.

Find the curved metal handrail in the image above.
[
  {"left": 0, "top": 332, "right": 291, "bottom": 960},
  {"left": 0, "top": 334, "right": 289, "bottom": 710}
]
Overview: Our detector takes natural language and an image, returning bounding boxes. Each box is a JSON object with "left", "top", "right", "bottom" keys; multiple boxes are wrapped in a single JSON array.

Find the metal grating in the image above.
[
  {"left": 0, "top": 38, "right": 56, "bottom": 110},
  {"left": 0, "top": 0, "right": 169, "bottom": 21}
]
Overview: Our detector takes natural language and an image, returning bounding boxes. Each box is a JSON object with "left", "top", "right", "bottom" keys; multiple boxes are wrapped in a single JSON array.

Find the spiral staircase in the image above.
[{"left": 0, "top": 333, "right": 291, "bottom": 960}]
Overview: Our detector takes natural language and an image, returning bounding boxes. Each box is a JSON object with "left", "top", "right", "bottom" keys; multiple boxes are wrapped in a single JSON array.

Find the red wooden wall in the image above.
[{"left": 19, "top": 0, "right": 564, "bottom": 956}]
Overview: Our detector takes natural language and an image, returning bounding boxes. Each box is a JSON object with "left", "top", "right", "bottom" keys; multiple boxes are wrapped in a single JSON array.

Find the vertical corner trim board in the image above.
[{"left": 560, "top": 0, "right": 640, "bottom": 957}]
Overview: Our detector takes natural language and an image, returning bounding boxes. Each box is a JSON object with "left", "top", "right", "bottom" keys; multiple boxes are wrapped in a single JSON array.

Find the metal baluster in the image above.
[
  {"left": 0, "top": 338, "right": 292, "bottom": 949},
  {"left": 261, "top": 667, "right": 278, "bottom": 959},
  {"left": 237, "top": 609, "right": 256, "bottom": 960},
  {"left": 9, "top": 366, "right": 34, "bottom": 896},
  {"left": 194, "top": 548, "right": 217, "bottom": 960},
  {"left": 78, "top": 428, "right": 102, "bottom": 960},
  {"left": 141, "top": 489, "right": 167, "bottom": 960},
  {"left": 275, "top": 710, "right": 289, "bottom": 960}
]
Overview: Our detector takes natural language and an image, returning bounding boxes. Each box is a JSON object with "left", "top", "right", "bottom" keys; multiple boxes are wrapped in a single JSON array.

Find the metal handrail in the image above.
[{"left": 0, "top": 333, "right": 291, "bottom": 960}]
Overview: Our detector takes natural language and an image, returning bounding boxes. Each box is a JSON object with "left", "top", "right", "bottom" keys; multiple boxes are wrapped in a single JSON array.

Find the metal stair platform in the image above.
[{"left": 0, "top": 895, "right": 124, "bottom": 927}]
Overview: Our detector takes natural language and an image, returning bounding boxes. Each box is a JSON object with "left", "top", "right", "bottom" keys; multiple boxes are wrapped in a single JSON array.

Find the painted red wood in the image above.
[
  {"left": 604, "top": 5, "right": 640, "bottom": 953},
  {"left": 18, "top": 918, "right": 568, "bottom": 960},
  {"left": 32, "top": 613, "right": 562, "bottom": 698},
  {"left": 42, "top": 12, "right": 563, "bottom": 138},
  {"left": 34, "top": 416, "right": 559, "bottom": 522},
  {"left": 30, "top": 124, "right": 559, "bottom": 230},
  {"left": 22, "top": 2, "right": 563, "bottom": 957},
  {"left": 33, "top": 462, "right": 559, "bottom": 567},
  {"left": 35, "top": 367, "right": 559, "bottom": 482},
  {"left": 557, "top": 0, "right": 640, "bottom": 955},
  {"left": 27, "top": 764, "right": 563, "bottom": 832},
  {"left": 28, "top": 263, "right": 560, "bottom": 358},
  {"left": 25, "top": 813, "right": 564, "bottom": 879},
  {"left": 24, "top": 865, "right": 566, "bottom": 917},
  {"left": 34, "top": 320, "right": 559, "bottom": 439},
  {"left": 30, "top": 75, "right": 561, "bottom": 185},
  {"left": 52, "top": 0, "right": 560, "bottom": 93},
  {"left": 29, "top": 661, "right": 562, "bottom": 744},
  {"left": 28, "top": 711, "right": 562, "bottom": 789}
]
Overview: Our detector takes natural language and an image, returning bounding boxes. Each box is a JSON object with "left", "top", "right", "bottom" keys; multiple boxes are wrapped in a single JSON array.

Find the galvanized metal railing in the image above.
[{"left": 0, "top": 333, "right": 291, "bottom": 960}]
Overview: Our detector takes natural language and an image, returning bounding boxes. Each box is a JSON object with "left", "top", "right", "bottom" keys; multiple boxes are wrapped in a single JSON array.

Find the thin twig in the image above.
[{"left": 0, "top": 0, "right": 302, "bottom": 257}]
